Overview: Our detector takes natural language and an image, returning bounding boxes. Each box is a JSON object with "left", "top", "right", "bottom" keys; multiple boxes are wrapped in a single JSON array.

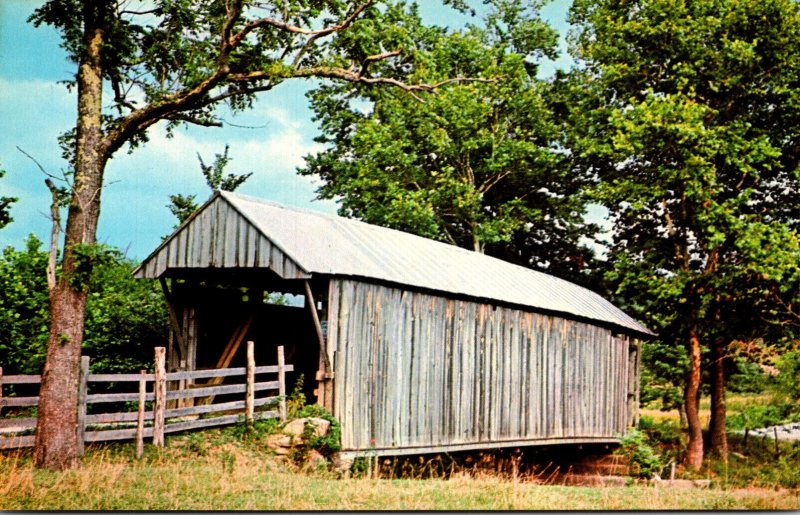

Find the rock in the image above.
[
  {"left": 333, "top": 456, "right": 354, "bottom": 478},
  {"left": 283, "top": 417, "right": 331, "bottom": 438},
  {"left": 272, "top": 445, "right": 291, "bottom": 456},
  {"left": 266, "top": 434, "right": 293, "bottom": 448}
]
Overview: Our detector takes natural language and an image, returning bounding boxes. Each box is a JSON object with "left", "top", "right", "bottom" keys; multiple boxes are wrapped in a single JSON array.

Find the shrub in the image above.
[
  {"left": 727, "top": 359, "right": 769, "bottom": 394},
  {"left": 775, "top": 350, "right": 800, "bottom": 401},
  {"left": 726, "top": 403, "right": 800, "bottom": 431},
  {"left": 619, "top": 428, "right": 663, "bottom": 479},
  {"left": 638, "top": 416, "right": 682, "bottom": 446},
  {"left": 288, "top": 404, "right": 342, "bottom": 464}
]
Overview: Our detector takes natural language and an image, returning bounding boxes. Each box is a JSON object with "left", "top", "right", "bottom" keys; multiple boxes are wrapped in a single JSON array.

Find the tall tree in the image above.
[
  {"left": 168, "top": 144, "right": 253, "bottom": 225},
  {"left": 29, "top": 0, "right": 479, "bottom": 470},
  {"left": 301, "top": 1, "right": 599, "bottom": 285},
  {"left": 567, "top": 0, "right": 800, "bottom": 468}
]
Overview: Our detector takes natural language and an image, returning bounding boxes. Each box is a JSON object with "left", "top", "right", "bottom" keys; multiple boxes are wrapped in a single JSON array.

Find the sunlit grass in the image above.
[
  {"left": 0, "top": 438, "right": 797, "bottom": 511},
  {"left": 641, "top": 393, "right": 774, "bottom": 428},
  {"left": 1, "top": 394, "right": 797, "bottom": 511}
]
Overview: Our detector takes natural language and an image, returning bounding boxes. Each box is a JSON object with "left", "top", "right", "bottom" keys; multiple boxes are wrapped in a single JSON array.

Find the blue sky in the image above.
[{"left": 0, "top": 0, "right": 574, "bottom": 260}]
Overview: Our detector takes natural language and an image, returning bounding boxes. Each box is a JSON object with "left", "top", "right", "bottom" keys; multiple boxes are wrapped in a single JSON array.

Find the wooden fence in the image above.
[{"left": 0, "top": 342, "right": 292, "bottom": 456}]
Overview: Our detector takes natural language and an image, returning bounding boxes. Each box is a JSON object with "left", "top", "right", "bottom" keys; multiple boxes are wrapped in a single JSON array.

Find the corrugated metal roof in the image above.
[{"left": 136, "top": 191, "right": 653, "bottom": 336}]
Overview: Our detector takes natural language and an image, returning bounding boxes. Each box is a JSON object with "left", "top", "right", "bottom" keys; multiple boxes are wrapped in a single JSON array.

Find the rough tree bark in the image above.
[
  {"left": 708, "top": 338, "right": 728, "bottom": 461},
  {"left": 34, "top": 3, "right": 107, "bottom": 470},
  {"left": 683, "top": 328, "right": 704, "bottom": 470}
]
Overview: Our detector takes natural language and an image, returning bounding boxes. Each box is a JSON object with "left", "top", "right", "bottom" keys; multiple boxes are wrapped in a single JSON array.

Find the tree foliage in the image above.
[
  {"left": 0, "top": 165, "right": 16, "bottom": 229},
  {"left": 168, "top": 144, "right": 253, "bottom": 225},
  {"left": 0, "top": 237, "right": 51, "bottom": 374},
  {"left": 301, "top": 1, "right": 599, "bottom": 284},
  {"left": 566, "top": 0, "right": 800, "bottom": 466},
  {"left": 0, "top": 236, "right": 168, "bottom": 375}
]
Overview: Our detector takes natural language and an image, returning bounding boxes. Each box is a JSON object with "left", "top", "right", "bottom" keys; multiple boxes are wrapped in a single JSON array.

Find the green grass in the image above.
[
  {"left": 641, "top": 393, "right": 781, "bottom": 426},
  {"left": 0, "top": 431, "right": 798, "bottom": 511}
]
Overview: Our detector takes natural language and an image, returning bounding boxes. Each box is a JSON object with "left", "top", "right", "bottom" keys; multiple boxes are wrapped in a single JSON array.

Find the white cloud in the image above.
[
  {"left": 97, "top": 103, "right": 334, "bottom": 258},
  {"left": 0, "top": 74, "right": 339, "bottom": 259}
]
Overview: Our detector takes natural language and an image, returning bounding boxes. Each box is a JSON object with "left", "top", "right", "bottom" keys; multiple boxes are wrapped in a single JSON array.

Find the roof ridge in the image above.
[
  {"left": 222, "top": 191, "right": 589, "bottom": 287},
  {"left": 205, "top": 192, "right": 652, "bottom": 336}
]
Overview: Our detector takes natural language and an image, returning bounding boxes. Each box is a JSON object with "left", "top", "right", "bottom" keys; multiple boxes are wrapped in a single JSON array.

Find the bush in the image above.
[
  {"left": 289, "top": 404, "right": 342, "bottom": 462},
  {"left": 619, "top": 428, "right": 663, "bottom": 479},
  {"left": 727, "top": 359, "right": 768, "bottom": 394},
  {"left": 775, "top": 350, "right": 800, "bottom": 401},
  {"left": 0, "top": 235, "right": 169, "bottom": 375},
  {"left": 726, "top": 403, "right": 800, "bottom": 431},
  {"left": 638, "top": 416, "right": 682, "bottom": 446}
]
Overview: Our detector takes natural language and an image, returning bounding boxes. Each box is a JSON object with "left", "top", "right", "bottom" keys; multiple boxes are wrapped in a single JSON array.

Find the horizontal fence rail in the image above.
[{"left": 0, "top": 343, "right": 292, "bottom": 455}]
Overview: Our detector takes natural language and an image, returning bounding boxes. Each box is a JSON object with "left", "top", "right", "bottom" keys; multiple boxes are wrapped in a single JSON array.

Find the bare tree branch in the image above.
[
  {"left": 229, "top": 61, "right": 493, "bottom": 102},
  {"left": 229, "top": 1, "right": 373, "bottom": 48},
  {"left": 44, "top": 179, "right": 61, "bottom": 293},
  {"left": 17, "top": 146, "right": 70, "bottom": 185},
  {"left": 165, "top": 113, "right": 224, "bottom": 127}
]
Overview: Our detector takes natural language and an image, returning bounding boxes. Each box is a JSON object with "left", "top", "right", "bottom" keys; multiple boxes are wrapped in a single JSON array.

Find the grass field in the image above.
[
  {"left": 0, "top": 448, "right": 797, "bottom": 510},
  {"left": 1, "top": 393, "right": 798, "bottom": 510},
  {"left": 0, "top": 435, "right": 798, "bottom": 511},
  {"left": 639, "top": 393, "right": 776, "bottom": 424}
]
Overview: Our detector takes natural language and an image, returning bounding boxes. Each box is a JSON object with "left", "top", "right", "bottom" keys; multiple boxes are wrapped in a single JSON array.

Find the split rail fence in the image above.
[{"left": 0, "top": 342, "right": 292, "bottom": 456}]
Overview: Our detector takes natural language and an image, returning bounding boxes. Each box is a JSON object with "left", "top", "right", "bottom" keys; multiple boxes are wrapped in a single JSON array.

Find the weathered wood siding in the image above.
[
  {"left": 136, "top": 199, "right": 309, "bottom": 279},
  {"left": 329, "top": 279, "right": 634, "bottom": 454}
]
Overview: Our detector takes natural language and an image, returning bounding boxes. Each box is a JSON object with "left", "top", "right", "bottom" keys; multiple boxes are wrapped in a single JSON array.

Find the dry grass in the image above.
[
  {"left": 640, "top": 393, "right": 775, "bottom": 427},
  {"left": 0, "top": 442, "right": 797, "bottom": 511}
]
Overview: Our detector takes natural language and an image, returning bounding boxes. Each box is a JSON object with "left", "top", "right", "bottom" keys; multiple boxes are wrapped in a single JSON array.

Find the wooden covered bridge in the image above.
[{"left": 134, "top": 191, "right": 653, "bottom": 458}]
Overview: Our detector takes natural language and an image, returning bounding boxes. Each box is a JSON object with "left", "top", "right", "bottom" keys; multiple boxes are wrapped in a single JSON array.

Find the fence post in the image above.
[
  {"left": 246, "top": 341, "right": 255, "bottom": 425},
  {"left": 0, "top": 366, "right": 3, "bottom": 417},
  {"left": 153, "top": 347, "right": 166, "bottom": 447},
  {"left": 178, "top": 359, "right": 187, "bottom": 409},
  {"left": 136, "top": 369, "right": 147, "bottom": 459},
  {"left": 77, "top": 356, "right": 90, "bottom": 456},
  {"left": 775, "top": 427, "right": 780, "bottom": 457},
  {"left": 278, "top": 345, "right": 286, "bottom": 422}
]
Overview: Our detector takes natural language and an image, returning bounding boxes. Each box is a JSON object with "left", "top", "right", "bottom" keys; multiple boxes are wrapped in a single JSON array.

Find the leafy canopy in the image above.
[
  {"left": 301, "top": 1, "right": 599, "bottom": 284},
  {"left": 567, "top": 0, "right": 800, "bottom": 343},
  {"left": 31, "top": 0, "right": 487, "bottom": 160},
  {"left": 0, "top": 236, "right": 168, "bottom": 375}
]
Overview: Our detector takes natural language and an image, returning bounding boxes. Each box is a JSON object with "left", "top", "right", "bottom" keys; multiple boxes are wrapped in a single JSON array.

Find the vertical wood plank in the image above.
[
  {"left": 136, "top": 369, "right": 146, "bottom": 459},
  {"left": 153, "top": 347, "right": 166, "bottom": 447},
  {"left": 327, "top": 279, "right": 341, "bottom": 416},
  {"left": 246, "top": 340, "right": 255, "bottom": 425},
  {"left": 635, "top": 338, "right": 642, "bottom": 426},
  {"left": 77, "top": 356, "right": 90, "bottom": 455},
  {"left": 342, "top": 280, "right": 357, "bottom": 449},
  {"left": 187, "top": 307, "right": 197, "bottom": 378}
]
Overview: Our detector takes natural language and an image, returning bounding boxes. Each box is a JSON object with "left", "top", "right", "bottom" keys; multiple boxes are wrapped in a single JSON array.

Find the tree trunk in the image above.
[
  {"left": 33, "top": 285, "right": 88, "bottom": 470},
  {"left": 709, "top": 339, "right": 728, "bottom": 462},
  {"left": 34, "top": 3, "right": 107, "bottom": 471},
  {"left": 678, "top": 403, "right": 687, "bottom": 428},
  {"left": 683, "top": 329, "right": 704, "bottom": 470}
]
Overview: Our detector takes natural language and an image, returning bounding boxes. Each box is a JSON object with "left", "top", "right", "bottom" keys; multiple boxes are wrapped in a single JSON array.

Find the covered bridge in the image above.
[{"left": 134, "top": 191, "right": 653, "bottom": 457}]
